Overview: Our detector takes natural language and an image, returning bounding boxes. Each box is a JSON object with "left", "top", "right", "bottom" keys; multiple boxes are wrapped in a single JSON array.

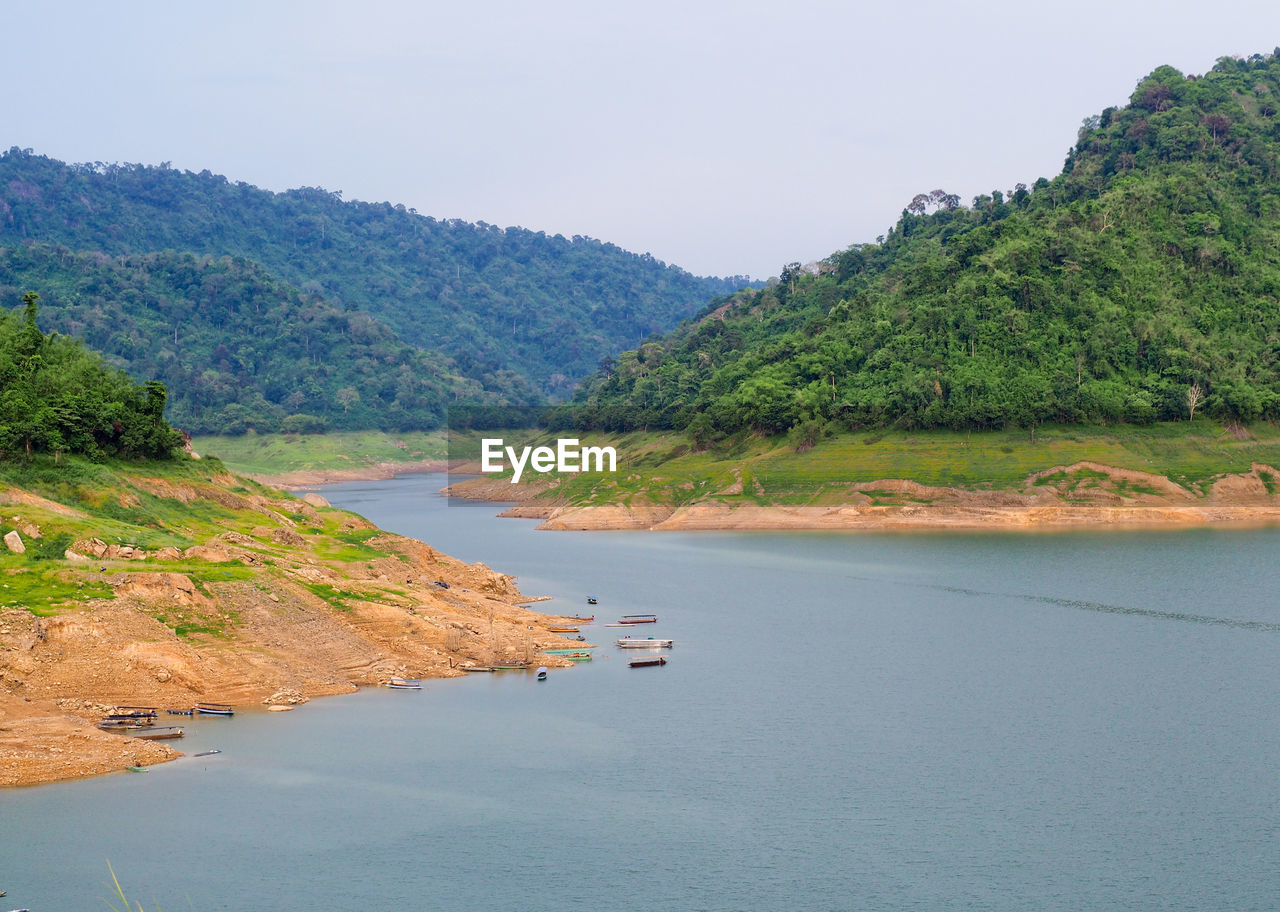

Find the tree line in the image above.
[{"left": 0, "top": 293, "right": 182, "bottom": 460}]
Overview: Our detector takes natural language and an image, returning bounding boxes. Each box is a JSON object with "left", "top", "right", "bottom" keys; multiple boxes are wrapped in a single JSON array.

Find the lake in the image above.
[{"left": 3, "top": 473, "right": 1279, "bottom": 910}]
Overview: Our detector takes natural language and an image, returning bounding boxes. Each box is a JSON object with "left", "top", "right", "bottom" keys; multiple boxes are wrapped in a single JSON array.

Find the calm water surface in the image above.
[{"left": 3, "top": 473, "right": 1279, "bottom": 910}]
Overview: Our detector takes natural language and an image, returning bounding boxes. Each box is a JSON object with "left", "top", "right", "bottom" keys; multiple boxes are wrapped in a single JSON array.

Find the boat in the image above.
[
  {"left": 536, "top": 666, "right": 548, "bottom": 681},
  {"left": 113, "top": 706, "right": 157, "bottom": 718},
  {"left": 459, "top": 665, "right": 495, "bottom": 673},
  {"left": 629, "top": 657, "right": 667, "bottom": 668},
  {"left": 586, "top": 597, "right": 597, "bottom": 605},
  {"left": 615, "top": 637, "right": 674, "bottom": 648},
  {"left": 193, "top": 749, "right": 222, "bottom": 757},
  {"left": 165, "top": 708, "right": 194, "bottom": 716},
  {"left": 130, "top": 726, "right": 184, "bottom": 741},
  {"left": 569, "top": 615, "right": 595, "bottom": 623},
  {"left": 543, "top": 646, "right": 597, "bottom": 655},
  {"left": 125, "top": 766, "right": 148, "bottom": 773},
  {"left": 194, "top": 702, "right": 235, "bottom": 716},
  {"left": 386, "top": 678, "right": 422, "bottom": 689},
  {"left": 545, "top": 625, "right": 579, "bottom": 633},
  {"left": 490, "top": 664, "right": 531, "bottom": 671},
  {"left": 564, "top": 652, "right": 593, "bottom": 661},
  {"left": 98, "top": 718, "right": 154, "bottom": 731},
  {"left": 618, "top": 614, "right": 657, "bottom": 624}
]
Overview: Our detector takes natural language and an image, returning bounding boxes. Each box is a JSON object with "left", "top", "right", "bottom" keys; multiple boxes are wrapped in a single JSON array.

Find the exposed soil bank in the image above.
[
  {"left": 0, "top": 484, "right": 589, "bottom": 787},
  {"left": 446, "top": 461, "right": 1280, "bottom": 532}
]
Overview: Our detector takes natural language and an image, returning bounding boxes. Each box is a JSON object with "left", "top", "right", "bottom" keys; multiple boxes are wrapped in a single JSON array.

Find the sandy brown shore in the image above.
[
  {"left": 445, "top": 461, "right": 1280, "bottom": 532},
  {"left": 0, "top": 487, "right": 590, "bottom": 788}
]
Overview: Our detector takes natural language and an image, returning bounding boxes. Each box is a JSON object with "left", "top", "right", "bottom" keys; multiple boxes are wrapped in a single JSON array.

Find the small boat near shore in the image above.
[
  {"left": 166, "top": 708, "right": 194, "bottom": 716},
  {"left": 618, "top": 614, "right": 658, "bottom": 625},
  {"left": 615, "top": 637, "right": 673, "bottom": 649},
  {"left": 543, "top": 646, "right": 597, "bottom": 655},
  {"left": 459, "top": 665, "right": 495, "bottom": 673},
  {"left": 629, "top": 657, "right": 667, "bottom": 668},
  {"left": 536, "top": 666, "right": 548, "bottom": 681},
  {"left": 569, "top": 615, "right": 595, "bottom": 623},
  {"left": 130, "top": 726, "right": 185, "bottom": 741},
  {"left": 193, "top": 749, "right": 222, "bottom": 757},
  {"left": 194, "top": 702, "right": 235, "bottom": 716},
  {"left": 545, "top": 625, "right": 580, "bottom": 633},
  {"left": 386, "top": 678, "right": 422, "bottom": 689},
  {"left": 98, "top": 716, "right": 155, "bottom": 731}
]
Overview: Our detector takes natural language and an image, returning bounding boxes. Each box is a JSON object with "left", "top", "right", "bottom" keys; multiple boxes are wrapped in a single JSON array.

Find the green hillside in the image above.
[
  {"left": 0, "top": 246, "right": 498, "bottom": 434},
  {"left": 0, "top": 151, "right": 752, "bottom": 414},
  {"left": 0, "top": 292, "right": 182, "bottom": 461},
  {"left": 562, "top": 53, "right": 1280, "bottom": 444}
]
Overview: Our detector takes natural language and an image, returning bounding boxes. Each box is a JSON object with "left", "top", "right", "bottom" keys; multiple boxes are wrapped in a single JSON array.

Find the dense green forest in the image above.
[
  {"left": 0, "top": 292, "right": 182, "bottom": 460},
  {"left": 0, "top": 246, "right": 507, "bottom": 434},
  {"left": 0, "top": 151, "right": 751, "bottom": 416},
  {"left": 561, "top": 52, "right": 1280, "bottom": 443}
]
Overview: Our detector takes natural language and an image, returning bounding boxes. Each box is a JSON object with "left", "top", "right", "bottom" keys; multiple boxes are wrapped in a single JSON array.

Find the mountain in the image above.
[
  {"left": 0, "top": 150, "right": 753, "bottom": 431},
  {"left": 560, "top": 52, "right": 1280, "bottom": 442},
  {"left": 0, "top": 245, "right": 493, "bottom": 434}
]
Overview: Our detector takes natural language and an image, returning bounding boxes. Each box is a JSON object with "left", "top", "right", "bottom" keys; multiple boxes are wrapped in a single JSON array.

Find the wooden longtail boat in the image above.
[
  {"left": 194, "top": 702, "right": 235, "bottom": 716},
  {"left": 618, "top": 614, "right": 658, "bottom": 624},
  {"left": 459, "top": 665, "right": 495, "bottom": 672},
  {"left": 130, "top": 726, "right": 185, "bottom": 740},
  {"left": 629, "top": 657, "right": 667, "bottom": 668},
  {"left": 386, "top": 678, "right": 422, "bottom": 689},
  {"left": 545, "top": 625, "right": 580, "bottom": 633},
  {"left": 615, "top": 637, "right": 674, "bottom": 649}
]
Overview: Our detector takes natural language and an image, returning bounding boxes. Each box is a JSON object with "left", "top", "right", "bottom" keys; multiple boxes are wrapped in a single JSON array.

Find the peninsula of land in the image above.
[{"left": 0, "top": 464, "right": 586, "bottom": 787}]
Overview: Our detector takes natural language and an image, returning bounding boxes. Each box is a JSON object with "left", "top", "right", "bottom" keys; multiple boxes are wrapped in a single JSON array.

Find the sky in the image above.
[{"left": 4, "top": 1, "right": 1280, "bottom": 280}]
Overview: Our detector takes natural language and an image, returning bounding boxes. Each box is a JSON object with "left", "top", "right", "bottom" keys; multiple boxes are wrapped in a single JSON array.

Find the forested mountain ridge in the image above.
[
  {"left": 0, "top": 245, "right": 496, "bottom": 434},
  {"left": 562, "top": 52, "right": 1280, "bottom": 442},
  {"left": 0, "top": 149, "right": 752, "bottom": 424}
]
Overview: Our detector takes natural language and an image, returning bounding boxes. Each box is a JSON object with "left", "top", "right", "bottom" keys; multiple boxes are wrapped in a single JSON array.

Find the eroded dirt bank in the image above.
[
  {"left": 446, "top": 461, "right": 1280, "bottom": 531},
  {"left": 0, "top": 488, "right": 588, "bottom": 787}
]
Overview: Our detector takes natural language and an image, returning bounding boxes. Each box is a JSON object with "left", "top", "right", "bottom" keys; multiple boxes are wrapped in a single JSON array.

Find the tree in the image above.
[{"left": 1186, "top": 383, "right": 1204, "bottom": 421}]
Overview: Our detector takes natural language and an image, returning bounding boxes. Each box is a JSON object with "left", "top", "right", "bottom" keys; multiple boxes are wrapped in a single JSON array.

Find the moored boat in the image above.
[
  {"left": 386, "top": 677, "right": 422, "bottom": 689},
  {"left": 459, "top": 665, "right": 495, "bottom": 672},
  {"left": 569, "top": 615, "right": 595, "bottom": 623},
  {"left": 615, "top": 637, "right": 673, "bottom": 648},
  {"left": 564, "top": 652, "right": 593, "bottom": 661},
  {"left": 130, "top": 726, "right": 185, "bottom": 740},
  {"left": 543, "top": 646, "right": 597, "bottom": 655},
  {"left": 618, "top": 614, "right": 658, "bottom": 624},
  {"left": 629, "top": 657, "right": 667, "bottom": 668},
  {"left": 536, "top": 666, "right": 548, "bottom": 681},
  {"left": 194, "top": 702, "right": 235, "bottom": 716},
  {"left": 545, "top": 625, "right": 580, "bottom": 633}
]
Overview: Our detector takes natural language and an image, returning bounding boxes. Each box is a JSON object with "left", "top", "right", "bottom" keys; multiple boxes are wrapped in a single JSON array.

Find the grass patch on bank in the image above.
[
  {"left": 452, "top": 420, "right": 1280, "bottom": 507},
  {"left": 191, "top": 430, "right": 448, "bottom": 477},
  {"left": 0, "top": 563, "right": 114, "bottom": 613}
]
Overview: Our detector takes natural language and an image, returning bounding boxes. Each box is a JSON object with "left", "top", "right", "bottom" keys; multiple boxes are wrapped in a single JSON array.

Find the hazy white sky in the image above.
[{"left": 5, "top": 1, "right": 1280, "bottom": 278}]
